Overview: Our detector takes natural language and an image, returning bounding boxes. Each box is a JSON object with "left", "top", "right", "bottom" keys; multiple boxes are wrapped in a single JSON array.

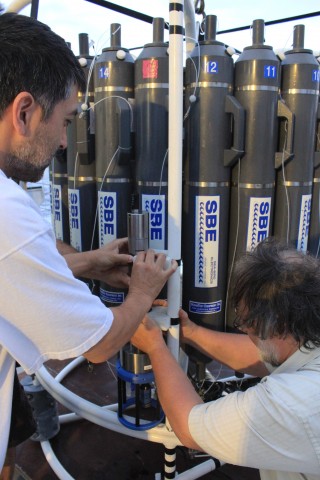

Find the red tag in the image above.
[{"left": 142, "top": 59, "right": 159, "bottom": 79}]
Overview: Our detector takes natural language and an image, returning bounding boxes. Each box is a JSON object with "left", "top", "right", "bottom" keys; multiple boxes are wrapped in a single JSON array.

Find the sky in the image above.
[{"left": 2, "top": 0, "right": 320, "bottom": 58}]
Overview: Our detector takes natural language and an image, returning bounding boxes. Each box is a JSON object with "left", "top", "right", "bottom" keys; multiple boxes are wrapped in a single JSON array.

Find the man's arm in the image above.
[
  {"left": 131, "top": 312, "right": 269, "bottom": 449},
  {"left": 179, "top": 309, "right": 269, "bottom": 376},
  {"left": 56, "top": 238, "right": 133, "bottom": 288},
  {"left": 131, "top": 316, "right": 203, "bottom": 449}
]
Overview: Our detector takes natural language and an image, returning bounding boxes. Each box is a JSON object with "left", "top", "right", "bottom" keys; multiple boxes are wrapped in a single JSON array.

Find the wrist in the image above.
[
  {"left": 147, "top": 338, "right": 168, "bottom": 359},
  {"left": 125, "top": 289, "right": 153, "bottom": 314},
  {"left": 121, "top": 291, "right": 153, "bottom": 320},
  {"left": 183, "top": 321, "right": 199, "bottom": 344}
]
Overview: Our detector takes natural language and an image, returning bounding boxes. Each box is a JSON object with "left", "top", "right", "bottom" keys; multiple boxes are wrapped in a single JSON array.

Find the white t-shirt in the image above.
[
  {"left": 0, "top": 170, "right": 113, "bottom": 469},
  {"left": 188, "top": 346, "right": 320, "bottom": 480}
]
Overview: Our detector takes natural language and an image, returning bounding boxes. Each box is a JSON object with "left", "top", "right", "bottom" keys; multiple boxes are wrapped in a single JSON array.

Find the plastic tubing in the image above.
[
  {"left": 37, "top": 360, "right": 224, "bottom": 480},
  {"left": 174, "top": 459, "right": 220, "bottom": 479},
  {"left": 168, "top": 0, "right": 184, "bottom": 264},
  {"left": 184, "top": 0, "right": 197, "bottom": 56},
  {"left": 40, "top": 441, "right": 74, "bottom": 480},
  {"left": 36, "top": 365, "right": 181, "bottom": 448}
]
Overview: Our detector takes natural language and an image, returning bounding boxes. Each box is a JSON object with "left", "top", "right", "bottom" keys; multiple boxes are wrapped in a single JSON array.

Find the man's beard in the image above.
[
  {"left": 5, "top": 128, "right": 59, "bottom": 182},
  {"left": 257, "top": 339, "right": 281, "bottom": 367},
  {"left": 6, "top": 152, "right": 52, "bottom": 182}
]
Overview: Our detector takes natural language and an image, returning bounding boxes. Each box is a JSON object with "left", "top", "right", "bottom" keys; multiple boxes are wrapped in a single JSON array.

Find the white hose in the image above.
[
  {"left": 174, "top": 459, "right": 222, "bottom": 479},
  {"left": 37, "top": 360, "right": 225, "bottom": 480},
  {"left": 40, "top": 441, "right": 74, "bottom": 480},
  {"left": 184, "top": 0, "right": 197, "bottom": 56},
  {"left": 36, "top": 365, "right": 181, "bottom": 448}
]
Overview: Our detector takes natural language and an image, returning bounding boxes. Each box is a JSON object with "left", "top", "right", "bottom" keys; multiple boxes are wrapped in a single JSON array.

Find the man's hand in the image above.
[
  {"left": 131, "top": 315, "right": 165, "bottom": 355},
  {"left": 179, "top": 308, "right": 197, "bottom": 344},
  {"left": 88, "top": 238, "right": 133, "bottom": 287},
  {"left": 60, "top": 237, "right": 133, "bottom": 287},
  {"left": 127, "top": 250, "right": 178, "bottom": 311},
  {"left": 86, "top": 250, "right": 177, "bottom": 362}
]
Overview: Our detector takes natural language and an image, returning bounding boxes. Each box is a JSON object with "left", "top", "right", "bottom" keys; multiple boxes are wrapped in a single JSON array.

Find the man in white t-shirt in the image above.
[
  {"left": 0, "top": 13, "right": 177, "bottom": 478},
  {"left": 132, "top": 239, "right": 320, "bottom": 480}
]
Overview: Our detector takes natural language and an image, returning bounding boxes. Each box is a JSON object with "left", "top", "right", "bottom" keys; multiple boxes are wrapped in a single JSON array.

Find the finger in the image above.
[
  {"left": 115, "top": 237, "right": 129, "bottom": 253},
  {"left": 134, "top": 251, "right": 147, "bottom": 263},
  {"left": 153, "top": 299, "right": 168, "bottom": 307},
  {"left": 161, "top": 258, "right": 178, "bottom": 276},
  {"left": 112, "top": 253, "right": 133, "bottom": 265},
  {"left": 169, "top": 259, "right": 178, "bottom": 273},
  {"left": 154, "top": 251, "right": 167, "bottom": 267},
  {"left": 179, "top": 308, "right": 188, "bottom": 320},
  {"left": 145, "top": 249, "right": 156, "bottom": 264},
  {"left": 116, "top": 270, "right": 131, "bottom": 287}
]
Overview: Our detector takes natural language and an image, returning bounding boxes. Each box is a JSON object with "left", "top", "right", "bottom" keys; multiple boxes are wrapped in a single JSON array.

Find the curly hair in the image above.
[{"left": 231, "top": 238, "right": 320, "bottom": 349}]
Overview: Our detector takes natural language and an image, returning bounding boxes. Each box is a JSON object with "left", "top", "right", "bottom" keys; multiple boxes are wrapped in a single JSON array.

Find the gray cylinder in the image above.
[
  {"left": 134, "top": 18, "right": 169, "bottom": 252},
  {"left": 94, "top": 24, "right": 134, "bottom": 306},
  {"left": 227, "top": 19, "right": 287, "bottom": 329},
  {"left": 309, "top": 105, "right": 320, "bottom": 256},
  {"left": 67, "top": 33, "right": 97, "bottom": 253},
  {"left": 274, "top": 24, "right": 320, "bottom": 252},
  {"left": 50, "top": 151, "right": 70, "bottom": 243},
  {"left": 21, "top": 376, "right": 60, "bottom": 442},
  {"left": 182, "top": 15, "right": 245, "bottom": 361},
  {"left": 127, "top": 210, "right": 149, "bottom": 255}
]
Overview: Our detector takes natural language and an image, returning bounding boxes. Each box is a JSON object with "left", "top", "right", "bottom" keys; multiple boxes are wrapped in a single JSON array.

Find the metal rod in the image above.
[
  {"left": 30, "top": 0, "right": 39, "bottom": 18},
  {"left": 217, "top": 10, "right": 320, "bottom": 35}
]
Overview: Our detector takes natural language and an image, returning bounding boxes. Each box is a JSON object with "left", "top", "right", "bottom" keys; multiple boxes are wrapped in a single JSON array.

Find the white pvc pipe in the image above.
[
  {"left": 174, "top": 459, "right": 222, "bottom": 479},
  {"left": 4, "top": 0, "right": 31, "bottom": 12},
  {"left": 168, "top": 1, "right": 184, "bottom": 263},
  {"left": 166, "top": 0, "right": 198, "bottom": 357},
  {"left": 55, "top": 356, "right": 85, "bottom": 383},
  {"left": 41, "top": 441, "right": 74, "bottom": 480},
  {"left": 58, "top": 403, "right": 119, "bottom": 425},
  {"left": 167, "top": 323, "right": 180, "bottom": 360},
  {"left": 166, "top": 5, "right": 185, "bottom": 379},
  {"left": 41, "top": 432, "right": 221, "bottom": 480},
  {"left": 184, "top": 0, "right": 197, "bottom": 56},
  {"left": 36, "top": 365, "right": 181, "bottom": 448}
]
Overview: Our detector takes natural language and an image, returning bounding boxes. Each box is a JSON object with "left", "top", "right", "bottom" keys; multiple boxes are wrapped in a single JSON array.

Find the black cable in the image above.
[
  {"left": 83, "top": 0, "right": 157, "bottom": 25},
  {"left": 194, "top": 0, "right": 205, "bottom": 16},
  {"left": 217, "top": 11, "right": 320, "bottom": 35},
  {"left": 30, "top": 0, "right": 39, "bottom": 19}
]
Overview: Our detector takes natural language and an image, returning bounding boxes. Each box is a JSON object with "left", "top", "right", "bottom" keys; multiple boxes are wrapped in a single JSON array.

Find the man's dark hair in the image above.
[
  {"left": 0, "top": 13, "right": 86, "bottom": 119},
  {"left": 231, "top": 237, "right": 320, "bottom": 349}
]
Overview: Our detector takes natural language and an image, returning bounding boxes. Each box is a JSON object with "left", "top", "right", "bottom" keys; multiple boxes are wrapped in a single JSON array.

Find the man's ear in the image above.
[{"left": 11, "top": 92, "right": 41, "bottom": 136}]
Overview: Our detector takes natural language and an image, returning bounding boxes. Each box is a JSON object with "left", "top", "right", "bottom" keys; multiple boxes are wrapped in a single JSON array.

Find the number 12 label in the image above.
[{"left": 205, "top": 61, "right": 218, "bottom": 74}]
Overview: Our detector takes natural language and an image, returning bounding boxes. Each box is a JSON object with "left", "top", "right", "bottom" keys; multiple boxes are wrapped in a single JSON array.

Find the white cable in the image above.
[
  {"left": 174, "top": 459, "right": 221, "bottom": 479},
  {"left": 280, "top": 122, "right": 290, "bottom": 244},
  {"left": 90, "top": 145, "right": 120, "bottom": 251},
  {"left": 158, "top": 149, "right": 168, "bottom": 196},
  {"left": 82, "top": 96, "right": 133, "bottom": 132},
  {"left": 40, "top": 441, "right": 74, "bottom": 480},
  {"left": 316, "top": 191, "right": 320, "bottom": 258},
  {"left": 36, "top": 365, "right": 181, "bottom": 447},
  {"left": 224, "top": 158, "right": 241, "bottom": 329},
  {"left": 72, "top": 152, "right": 79, "bottom": 190},
  {"left": 82, "top": 25, "right": 122, "bottom": 108},
  {"left": 183, "top": 37, "right": 200, "bottom": 122}
]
